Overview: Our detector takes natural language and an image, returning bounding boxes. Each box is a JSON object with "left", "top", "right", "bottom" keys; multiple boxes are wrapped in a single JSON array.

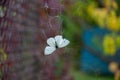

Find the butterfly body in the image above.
[
  {"left": 55, "top": 42, "right": 58, "bottom": 48},
  {"left": 44, "top": 35, "right": 70, "bottom": 55}
]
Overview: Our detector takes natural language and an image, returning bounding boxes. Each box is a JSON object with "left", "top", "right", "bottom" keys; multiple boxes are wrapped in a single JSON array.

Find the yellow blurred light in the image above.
[
  {"left": 107, "top": 11, "right": 119, "bottom": 31},
  {"left": 103, "top": 35, "right": 116, "bottom": 55}
]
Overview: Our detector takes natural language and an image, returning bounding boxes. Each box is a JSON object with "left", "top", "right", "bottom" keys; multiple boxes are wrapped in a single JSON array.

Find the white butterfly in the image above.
[{"left": 44, "top": 35, "right": 70, "bottom": 55}]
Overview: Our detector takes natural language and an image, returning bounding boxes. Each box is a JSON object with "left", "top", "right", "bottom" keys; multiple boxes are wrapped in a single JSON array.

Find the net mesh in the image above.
[{"left": 0, "top": 0, "right": 73, "bottom": 80}]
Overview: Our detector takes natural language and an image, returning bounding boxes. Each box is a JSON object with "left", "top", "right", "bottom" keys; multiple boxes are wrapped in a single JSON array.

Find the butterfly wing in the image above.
[
  {"left": 47, "top": 38, "right": 55, "bottom": 47},
  {"left": 55, "top": 35, "right": 70, "bottom": 48},
  {"left": 55, "top": 35, "right": 63, "bottom": 47},
  {"left": 58, "top": 39, "right": 70, "bottom": 48},
  {"left": 44, "top": 46, "right": 56, "bottom": 55}
]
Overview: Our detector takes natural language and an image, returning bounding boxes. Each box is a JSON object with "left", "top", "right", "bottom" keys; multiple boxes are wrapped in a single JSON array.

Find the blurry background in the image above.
[
  {"left": 0, "top": 0, "right": 120, "bottom": 80},
  {"left": 62, "top": 0, "right": 120, "bottom": 80}
]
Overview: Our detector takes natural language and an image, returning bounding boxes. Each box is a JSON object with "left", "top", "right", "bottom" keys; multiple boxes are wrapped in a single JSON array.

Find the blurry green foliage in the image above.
[
  {"left": 0, "top": 70, "right": 2, "bottom": 79},
  {"left": 63, "top": 0, "right": 120, "bottom": 57},
  {"left": 103, "top": 34, "right": 116, "bottom": 55},
  {"left": 72, "top": 0, "right": 97, "bottom": 25},
  {"left": 116, "top": 36, "right": 120, "bottom": 47},
  {"left": 0, "top": 49, "right": 7, "bottom": 63},
  {"left": 62, "top": 14, "right": 82, "bottom": 69},
  {"left": 55, "top": 60, "right": 64, "bottom": 76},
  {"left": 62, "top": 15, "right": 81, "bottom": 44},
  {"left": 102, "top": 33, "right": 120, "bottom": 56},
  {"left": 68, "top": 0, "right": 120, "bottom": 31},
  {"left": 71, "top": 69, "right": 113, "bottom": 80}
]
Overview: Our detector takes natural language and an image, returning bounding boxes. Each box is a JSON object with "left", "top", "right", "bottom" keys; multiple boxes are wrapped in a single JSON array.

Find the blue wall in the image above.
[{"left": 80, "top": 28, "right": 111, "bottom": 74}]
